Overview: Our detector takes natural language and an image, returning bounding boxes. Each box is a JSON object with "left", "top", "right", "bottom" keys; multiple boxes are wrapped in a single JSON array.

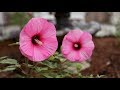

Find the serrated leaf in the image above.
[{"left": 0, "top": 59, "right": 18, "bottom": 65}]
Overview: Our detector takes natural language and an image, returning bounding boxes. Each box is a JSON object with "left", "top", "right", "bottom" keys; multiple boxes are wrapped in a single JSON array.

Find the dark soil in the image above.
[
  {"left": 0, "top": 37, "right": 120, "bottom": 78},
  {"left": 81, "top": 37, "right": 120, "bottom": 78}
]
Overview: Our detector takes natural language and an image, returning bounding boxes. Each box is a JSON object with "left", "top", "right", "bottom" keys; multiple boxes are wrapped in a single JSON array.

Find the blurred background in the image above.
[{"left": 0, "top": 12, "right": 120, "bottom": 78}]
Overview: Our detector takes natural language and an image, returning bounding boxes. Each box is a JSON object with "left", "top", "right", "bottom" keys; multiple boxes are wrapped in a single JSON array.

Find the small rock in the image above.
[
  {"left": 72, "top": 20, "right": 101, "bottom": 35},
  {"left": 95, "top": 24, "right": 117, "bottom": 37},
  {"left": 0, "top": 25, "right": 20, "bottom": 41},
  {"left": 110, "top": 12, "right": 120, "bottom": 25}
]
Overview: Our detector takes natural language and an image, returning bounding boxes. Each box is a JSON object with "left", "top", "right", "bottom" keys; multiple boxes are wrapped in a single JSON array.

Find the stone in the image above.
[
  {"left": 0, "top": 25, "right": 20, "bottom": 41},
  {"left": 72, "top": 20, "right": 101, "bottom": 35},
  {"left": 95, "top": 24, "right": 117, "bottom": 37},
  {"left": 33, "top": 12, "right": 55, "bottom": 20},
  {"left": 85, "top": 12, "right": 112, "bottom": 24},
  {"left": 110, "top": 12, "right": 120, "bottom": 25},
  {"left": 0, "top": 12, "right": 5, "bottom": 25},
  {"left": 70, "top": 12, "right": 86, "bottom": 20}
]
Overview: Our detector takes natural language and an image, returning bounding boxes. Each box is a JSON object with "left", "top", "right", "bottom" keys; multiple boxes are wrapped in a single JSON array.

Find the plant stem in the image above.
[{"left": 25, "top": 58, "right": 28, "bottom": 66}]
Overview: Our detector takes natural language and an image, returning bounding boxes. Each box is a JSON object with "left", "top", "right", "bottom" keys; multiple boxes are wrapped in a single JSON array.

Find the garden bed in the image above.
[{"left": 0, "top": 37, "right": 120, "bottom": 78}]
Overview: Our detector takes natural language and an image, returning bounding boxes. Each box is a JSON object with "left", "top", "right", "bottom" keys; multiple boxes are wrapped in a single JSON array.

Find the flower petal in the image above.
[
  {"left": 82, "top": 41, "right": 95, "bottom": 50},
  {"left": 40, "top": 22, "right": 56, "bottom": 39},
  {"left": 19, "top": 18, "right": 58, "bottom": 62},
  {"left": 19, "top": 41, "right": 34, "bottom": 59},
  {"left": 32, "top": 37, "right": 58, "bottom": 62},
  {"left": 79, "top": 32, "right": 92, "bottom": 44},
  {"left": 64, "top": 51, "right": 79, "bottom": 62},
  {"left": 42, "top": 37, "right": 58, "bottom": 56},
  {"left": 19, "top": 29, "right": 31, "bottom": 43},
  {"left": 32, "top": 46, "right": 45, "bottom": 62},
  {"left": 23, "top": 18, "right": 45, "bottom": 37},
  {"left": 61, "top": 30, "right": 94, "bottom": 62},
  {"left": 78, "top": 47, "right": 93, "bottom": 61},
  {"left": 65, "top": 30, "right": 83, "bottom": 42},
  {"left": 61, "top": 36, "right": 73, "bottom": 55}
]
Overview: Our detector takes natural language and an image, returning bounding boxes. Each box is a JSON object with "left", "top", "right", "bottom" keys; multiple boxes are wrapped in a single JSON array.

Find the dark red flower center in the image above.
[
  {"left": 73, "top": 43, "right": 81, "bottom": 50},
  {"left": 32, "top": 35, "right": 40, "bottom": 45}
]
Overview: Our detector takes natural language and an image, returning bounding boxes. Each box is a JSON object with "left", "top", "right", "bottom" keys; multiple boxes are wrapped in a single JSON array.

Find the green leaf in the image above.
[
  {"left": 35, "top": 67, "right": 48, "bottom": 72},
  {"left": 75, "top": 63, "right": 82, "bottom": 70},
  {"left": 55, "top": 74, "right": 71, "bottom": 78},
  {"left": 40, "top": 61, "right": 58, "bottom": 69},
  {"left": 0, "top": 65, "right": 16, "bottom": 72},
  {"left": 63, "top": 69, "right": 74, "bottom": 74},
  {"left": 15, "top": 74, "right": 25, "bottom": 78},
  {"left": 0, "top": 56, "right": 8, "bottom": 60},
  {"left": 49, "top": 56, "right": 55, "bottom": 61},
  {"left": 42, "top": 73, "right": 53, "bottom": 78},
  {"left": 0, "top": 59, "right": 18, "bottom": 65},
  {"left": 59, "top": 58, "right": 66, "bottom": 62}
]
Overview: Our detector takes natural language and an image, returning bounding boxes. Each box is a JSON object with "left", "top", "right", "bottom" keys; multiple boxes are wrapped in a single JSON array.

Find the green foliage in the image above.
[
  {"left": 0, "top": 52, "right": 105, "bottom": 78},
  {"left": 0, "top": 57, "right": 20, "bottom": 72},
  {"left": 0, "top": 58, "right": 18, "bottom": 65},
  {"left": 9, "top": 12, "right": 32, "bottom": 28},
  {"left": 0, "top": 65, "right": 16, "bottom": 72}
]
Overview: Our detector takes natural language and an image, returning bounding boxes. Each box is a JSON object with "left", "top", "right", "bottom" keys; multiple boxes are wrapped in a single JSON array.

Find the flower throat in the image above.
[{"left": 32, "top": 35, "right": 42, "bottom": 45}]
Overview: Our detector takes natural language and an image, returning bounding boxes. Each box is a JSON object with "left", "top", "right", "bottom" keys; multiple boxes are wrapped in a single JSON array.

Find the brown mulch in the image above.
[{"left": 81, "top": 37, "right": 120, "bottom": 78}]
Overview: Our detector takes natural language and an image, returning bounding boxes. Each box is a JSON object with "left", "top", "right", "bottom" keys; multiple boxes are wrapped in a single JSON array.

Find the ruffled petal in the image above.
[
  {"left": 64, "top": 51, "right": 78, "bottom": 62},
  {"left": 32, "top": 37, "right": 58, "bottom": 62},
  {"left": 41, "top": 37, "right": 58, "bottom": 57},
  {"left": 82, "top": 41, "right": 95, "bottom": 50},
  {"left": 65, "top": 30, "right": 83, "bottom": 42},
  {"left": 78, "top": 47, "right": 93, "bottom": 62},
  {"left": 32, "top": 46, "right": 45, "bottom": 62},
  {"left": 79, "top": 31, "right": 92, "bottom": 44},
  {"left": 23, "top": 18, "right": 45, "bottom": 37},
  {"left": 61, "top": 36, "right": 73, "bottom": 55},
  {"left": 40, "top": 22, "right": 56, "bottom": 39},
  {"left": 19, "top": 41, "right": 34, "bottom": 59},
  {"left": 19, "top": 29, "right": 31, "bottom": 43}
]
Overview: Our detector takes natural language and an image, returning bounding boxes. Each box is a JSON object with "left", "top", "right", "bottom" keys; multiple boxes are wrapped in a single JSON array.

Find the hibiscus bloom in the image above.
[
  {"left": 19, "top": 18, "right": 58, "bottom": 62},
  {"left": 61, "top": 30, "right": 94, "bottom": 62}
]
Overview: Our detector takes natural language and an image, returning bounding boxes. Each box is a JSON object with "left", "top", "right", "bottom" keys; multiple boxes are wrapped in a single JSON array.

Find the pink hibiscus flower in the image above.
[
  {"left": 19, "top": 18, "right": 58, "bottom": 62},
  {"left": 61, "top": 30, "right": 94, "bottom": 62}
]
